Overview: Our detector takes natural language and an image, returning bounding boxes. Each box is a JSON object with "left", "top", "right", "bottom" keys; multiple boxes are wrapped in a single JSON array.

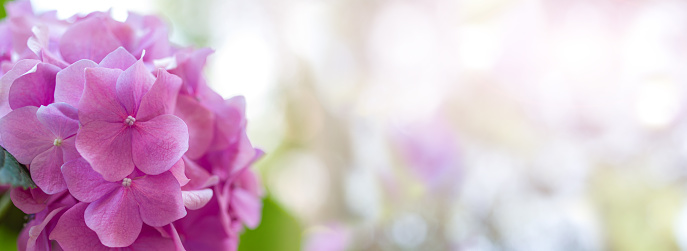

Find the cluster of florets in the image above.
[{"left": 0, "top": 1, "right": 263, "bottom": 250}]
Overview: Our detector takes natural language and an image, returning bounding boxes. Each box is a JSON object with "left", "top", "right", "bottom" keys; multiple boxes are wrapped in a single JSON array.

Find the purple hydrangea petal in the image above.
[
  {"left": 115, "top": 59, "right": 154, "bottom": 116},
  {"left": 8, "top": 62, "right": 59, "bottom": 110},
  {"left": 59, "top": 15, "right": 122, "bottom": 64},
  {"left": 136, "top": 69, "right": 181, "bottom": 122},
  {"left": 181, "top": 189, "right": 212, "bottom": 210},
  {"left": 0, "top": 59, "right": 41, "bottom": 117},
  {"left": 74, "top": 120, "right": 134, "bottom": 182},
  {"left": 98, "top": 47, "right": 137, "bottom": 71},
  {"left": 131, "top": 171, "right": 186, "bottom": 227},
  {"left": 54, "top": 59, "right": 98, "bottom": 107},
  {"left": 230, "top": 188, "right": 262, "bottom": 229},
  {"left": 49, "top": 202, "right": 112, "bottom": 251},
  {"left": 61, "top": 158, "right": 119, "bottom": 203},
  {"left": 170, "top": 158, "right": 190, "bottom": 186},
  {"left": 30, "top": 147, "right": 66, "bottom": 194},
  {"left": 175, "top": 95, "right": 214, "bottom": 159},
  {"left": 36, "top": 102, "right": 78, "bottom": 140},
  {"left": 9, "top": 187, "right": 49, "bottom": 214},
  {"left": 0, "top": 106, "right": 53, "bottom": 164},
  {"left": 78, "top": 67, "right": 126, "bottom": 124},
  {"left": 131, "top": 114, "right": 188, "bottom": 176},
  {"left": 85, "top": 188, "right": 142, "bottom": 247}
]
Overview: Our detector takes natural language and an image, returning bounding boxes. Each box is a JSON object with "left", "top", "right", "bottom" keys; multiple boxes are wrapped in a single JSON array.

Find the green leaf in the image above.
[{"left": 0, "top": 147, "right": 35, "bottom": 189}]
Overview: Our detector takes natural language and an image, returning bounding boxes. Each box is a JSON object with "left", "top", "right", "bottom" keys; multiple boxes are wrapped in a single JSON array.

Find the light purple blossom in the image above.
[
  {"left": 61, "top": 158, "right": 186, "bottom": 247},
  {"left": 75, "top": 53, "right": 188, "bottom": 181},
  {"left": 0, "top": 103, "right": 79, "bottom": 194},
  {"left": 0, "top": 1, "right": 265, "bottom": 250}
]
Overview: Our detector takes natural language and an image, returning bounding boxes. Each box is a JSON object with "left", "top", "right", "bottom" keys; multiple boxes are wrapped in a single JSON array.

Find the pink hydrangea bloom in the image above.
[
  {"left": 50, "top": 202, "right": 177, "bottom": 251},
  {"left": 75, "top": 54, "right": 188, "bottom": 181},
  {"left": 0, "top": 103, "right": 79, "bottom": 194},
  {"left": 61, "top": 158, "right": 186, "bottom": 247},
  {"left": 0, "top": 1, "right": 265, "bottom": 250}
]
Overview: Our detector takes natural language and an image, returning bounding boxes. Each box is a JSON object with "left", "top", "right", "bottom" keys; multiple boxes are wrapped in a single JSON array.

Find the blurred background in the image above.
[{"left": 4, "top": 0, "right": 687, "bottom": 250}]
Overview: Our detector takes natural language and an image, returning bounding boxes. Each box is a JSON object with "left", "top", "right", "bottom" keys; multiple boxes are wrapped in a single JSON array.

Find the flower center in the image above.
[
  {"left": 125, "top": 116, "right": 136, "bottom": 126},
  {"left": 122, "top": 178, "right": 132, "bottom": 187},
  {"left": 53, "top": 138, "right": 62, "bottom": 146}
]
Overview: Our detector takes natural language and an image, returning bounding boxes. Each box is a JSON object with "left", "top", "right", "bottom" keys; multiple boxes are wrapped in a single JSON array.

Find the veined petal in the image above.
[
  {"left": 61, "top": 158, "right": 119, "bottom": 203},
  {"left": 8, "top": 62, "right": 60, "bottom": 110},
  {"left": 9, "top": 187, "right": 49, "bottom": 214},
  {"left": 36, "top": 103, "right": 79, "bottom": 140},
  {"left": 116, "top": 60, "right": 154, "bottom": 115},
  {"left": 209, "top": 96, "right": 246, "bottom": 151},
  {"left": 170, "top": 159, "right": 189, "bottom": 186},
  {"left": 26, "top": 206, "right": 68, "bottom": 251},
  {"left": 0, "top": 106, "right": 54, "bottom": 164},
  {"left": 30, "top": 147, "right": 66, "bottom": 194},
  {"left": 231, "top": 188, "right": 262, "bottom": 229},
  {"left": 59, "top": 15, "right": 122, "bottom": 64},
  {"left": 132, "top": 172, "right": 186, "bottom": 227},
  {"left": 131, "top": 114, "right": 188, "bottom": 175},
  {"left": 75, "top": 120, "right": 134, "bottom": 182},
  {"left": 0, "top": 59, "right": 40, "bottom": 117},
  {"left": 85, "top": 188, "right": 142, "bottom": 247},
  {"left": 60, "top": 137, "right": 80, "bottom": 162},
  {"left": 136, "top": 69, "right": 181, "bottom": 122},
  {"left": 50, "top": 202, "right": 112, "bottom": 251},
  {"left": 99, "top": 47, "right": 137, "bottom": 71},
  {"left": 182, "top": 156, "right": 213, "bottom": 190},
  {"left": 129, "top": 226, "right": 178, "bottom": 251},
  {"left": 79, "top": 67, "right": 127, "bottom": 124},
  {"left": 175, "top": 95, "right": 214, "bottom": 159},
  {"left": 54, "top": 59, "right": 98, "bottom": 107}
]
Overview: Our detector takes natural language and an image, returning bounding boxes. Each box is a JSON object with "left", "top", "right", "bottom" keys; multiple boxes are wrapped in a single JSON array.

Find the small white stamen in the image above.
[
  {"left": 53, "top": 138, "right": 62, "bottom": 146},
  {"left": 122, "top": 178, "right": 132, "bottom": 187},
  {"left": 125, "top": 116, "right": 136, "bottom": 126}
]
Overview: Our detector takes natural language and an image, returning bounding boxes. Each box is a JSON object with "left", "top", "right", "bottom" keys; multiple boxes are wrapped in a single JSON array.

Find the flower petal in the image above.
[
  {"left": 0, "top": 60, "right": 40, "bottom": 117},
  {"left": 54, "top": 59, "right": 98, "bottom": 107},
  {"left": 136, "top": 69, "right": 181, "bottom": 122},
  {"left": 182, "top": 156, "right": 213, "bottom": 190},
  {"left": 131, "top": 114, "right": 188, "bottom": 175},
  {"left": 175, "top": 95, "right": 214, "bottom": 159},
  {"left": 26, "top": 206, "right": 68, "bottom": 251},
  {"left": 61, "top": 158, "right": 119, "bottom": 202},
  {"left": 79, "top": 67, "right": 127, "bottom": 124},
  {"left": 132, "top": 172, "right": 186, "bottom": 227},
  {"left": 182, "top": 189, "right": 213, "bottom": 210},
  {"left": 168, "top": 48, "right": 213, "bottom": 95},
  {"left": 50, "top": 202, "right": 112, "bottom": 251},
  {"left": 60, "top": 137, "right": 80, "bottom": 163},
  {"left": 231, "top": 188, "right": 262, "bottom": 229},
  {"left": 0, "top": 106, "right": 53, "bottom": 164},
  {"left": 99, "top": 47, "right": 137, "bottom": 70},
  {"left": 36, "top": 102, "right": 79, "bottom": 140},
  {"left": 30, "top": 147, "right": 66, "bottom": 194},
  {"left": 209, "top": 96, "right": 246, "bottom": 151},
  {"left": 85, "top": 188, "right": 142, "bottom": 247},
  {"left": 8, "top": 62, "right": 60, "bottom": 110},
  {"left": 170, "top": 158, "right": 189, "bottom": 186},
  {"left": 75, "top": 120, "right": 134, "bottom": 182},
  {"left": 59, "top": 15, "right": 122, "bottom": 64},
  {"left": 116, "top": 60, "right": 154, "bottom": 115},
  {"left": 129, "top": 226, "right": 178, "bottom": 251},
  {"left": 9, "top": 187, "right": 49, "bottom": 214}
]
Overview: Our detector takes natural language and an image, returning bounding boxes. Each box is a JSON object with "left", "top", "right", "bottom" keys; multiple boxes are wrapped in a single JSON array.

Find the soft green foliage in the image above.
[
  {"left": 239, "top": 196, "right": 302, "bottom": 251},
  {"left": 0, "top": 147, "right": 35, "bottom": 189},
  {"left": 0, "top": 195, "right": 24, "bottom": 251}
]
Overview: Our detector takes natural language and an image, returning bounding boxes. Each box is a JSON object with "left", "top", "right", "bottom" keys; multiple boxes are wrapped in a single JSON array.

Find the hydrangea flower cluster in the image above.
[{"left": 0, "top": 1, "right": 264, "bottom": 250}]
